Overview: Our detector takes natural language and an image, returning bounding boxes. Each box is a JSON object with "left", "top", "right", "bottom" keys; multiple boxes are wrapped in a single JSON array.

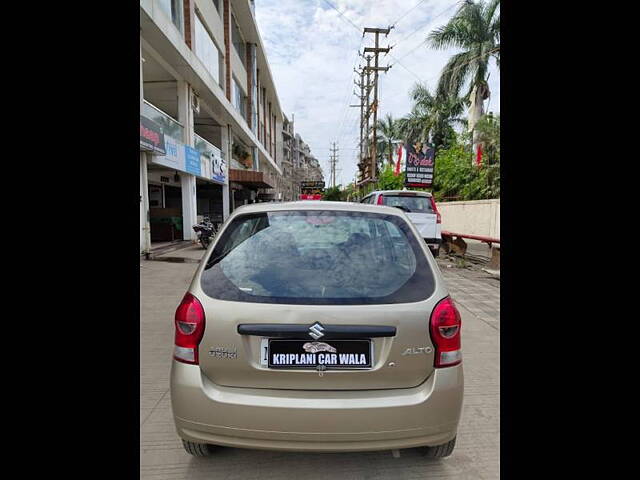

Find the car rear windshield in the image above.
[
  {"left": 200, "top": 210, "right": 435, "bottom": 305},
  {"left": 382, "top": 195, "right": 433, "bottom": 213}
]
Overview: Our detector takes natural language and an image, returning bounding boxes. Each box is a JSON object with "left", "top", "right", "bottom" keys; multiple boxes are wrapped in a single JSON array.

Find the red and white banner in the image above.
[
  {"left": 393, "top": 142, "right": 405, "bottom": 176},
  {"left": 475, "top": 143, "right": 483, "bottom": 167}
]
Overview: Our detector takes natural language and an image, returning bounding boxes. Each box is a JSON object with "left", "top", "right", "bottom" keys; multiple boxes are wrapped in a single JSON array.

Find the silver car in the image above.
[{"left": 170, "top": 201, "right": 463, "bottom": 457}]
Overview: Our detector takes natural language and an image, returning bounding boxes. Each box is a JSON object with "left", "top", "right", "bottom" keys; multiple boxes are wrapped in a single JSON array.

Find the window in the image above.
[
  {"left": 232, "top": 77, "right": 246, "bottom": 119},
  {"left": 231, "top": 15, "right": 246, "bottom": 60},
  {"left": 200, "top": 211, "right": 434, "bottom": 305},
  {"left": 157, "top": 0, "right": 183, "bottom": 34},
  {"left": 194, "top": 13, "right": 221, "bottom": 86},
  {"left": 382, "top": 195, "right": 434, "bottom": 213}
]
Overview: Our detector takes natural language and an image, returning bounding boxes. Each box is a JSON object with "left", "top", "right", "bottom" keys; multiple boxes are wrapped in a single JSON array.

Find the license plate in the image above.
[{"left": 264, "top": 339, "right": 373, "bottom": 369}]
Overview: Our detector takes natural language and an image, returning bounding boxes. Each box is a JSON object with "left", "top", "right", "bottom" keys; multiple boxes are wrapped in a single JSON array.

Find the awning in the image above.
[{"left": 229, "top": 169, "right": 274, "bottom": 188}]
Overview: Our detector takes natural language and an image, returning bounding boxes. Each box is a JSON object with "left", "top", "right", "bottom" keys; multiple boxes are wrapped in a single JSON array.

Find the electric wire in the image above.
[{"left": 390, "top": 0, "right": 435, "bottom": 28}]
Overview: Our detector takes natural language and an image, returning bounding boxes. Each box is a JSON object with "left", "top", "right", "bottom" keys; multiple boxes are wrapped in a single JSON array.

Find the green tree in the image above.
[
  {"left": 428, "top": 0, "right": 500, "bottom": 99},
  {"left": 322, "top": 186, "right": 342, "bottom": 201},
  {"left": 375, "top": 165, "right": 405, "bottom": 191},
  {"left": 473, "top": 112, "right": 500, "bottom": 164},
  {"left": 431, "top": 134, "right": 499, "bottom": 201},
  {"left": 427, "top": 0, "right": 500, "bottom": 149}
]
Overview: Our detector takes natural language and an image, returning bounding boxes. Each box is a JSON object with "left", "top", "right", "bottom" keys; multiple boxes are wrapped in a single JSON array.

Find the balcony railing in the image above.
[
  {"left": 142, "top": 100, "right": 184, "bottom": 145},
  {"left": 193, "top": 133, "right": 222, "bottom": 159}
]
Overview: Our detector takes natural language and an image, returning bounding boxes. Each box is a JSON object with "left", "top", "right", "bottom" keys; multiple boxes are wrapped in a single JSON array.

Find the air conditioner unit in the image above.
[{"left": 191, "top": 92, "right": 200, "bottom": 114}]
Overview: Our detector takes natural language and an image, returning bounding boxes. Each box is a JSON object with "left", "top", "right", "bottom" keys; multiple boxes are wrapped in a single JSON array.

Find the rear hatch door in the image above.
[
  {"left": 192, "top": 208, "right": 443, "bottom": 390},
  {"left": 382, "top": 193, "right": 438, "bottom": 239}
]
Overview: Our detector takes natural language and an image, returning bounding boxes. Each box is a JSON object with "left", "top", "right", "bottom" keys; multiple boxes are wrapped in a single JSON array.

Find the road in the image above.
[{"left": 140, "top": 245, "right": 499, "bottom": 479}]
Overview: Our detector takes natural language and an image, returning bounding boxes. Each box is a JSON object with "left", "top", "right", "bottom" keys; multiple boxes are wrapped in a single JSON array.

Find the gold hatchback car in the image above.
[{"left": 170, "top": 201, "right": 463, "bottom": 457}]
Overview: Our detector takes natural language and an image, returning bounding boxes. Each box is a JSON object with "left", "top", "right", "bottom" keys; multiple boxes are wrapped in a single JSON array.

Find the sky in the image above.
[{"left": 254, "top": 0, "right": 500, "bottom": 187}]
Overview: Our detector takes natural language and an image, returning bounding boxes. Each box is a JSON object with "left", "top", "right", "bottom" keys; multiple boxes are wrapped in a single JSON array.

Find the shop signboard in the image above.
[
  {"left": 404, "top": 141, "right": 435, "bottom": 188},
  {"left": 301, "top": 181, "right": 325, "bottom": 189},
  {"left": 140, "top": 115, "right": 166, "bottom": 155},
  {"left": 150, "top": 135, "right": 185, "bottom": 171},
  {"left": 184, "top": 146, "right": 202, "bottom": 176},
  {"left": 210, "top": 146, "right": 226, "bottom": 184},
  {"left": 299, "top": 194, "right": 322, "bottom": 200}
]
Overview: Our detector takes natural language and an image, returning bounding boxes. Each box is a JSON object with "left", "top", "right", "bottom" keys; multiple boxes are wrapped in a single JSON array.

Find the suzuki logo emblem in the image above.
[{"left": 308, "top": 322, "right": 325, "bottom": 340}]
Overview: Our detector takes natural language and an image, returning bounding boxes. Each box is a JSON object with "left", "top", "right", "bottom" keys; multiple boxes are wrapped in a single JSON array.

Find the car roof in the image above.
[
  {"left": 229, "top": 200, "right": 408, "bottom": 216},
  {"left": 368, "top": 190, "right": 432, "bottom": 197}
]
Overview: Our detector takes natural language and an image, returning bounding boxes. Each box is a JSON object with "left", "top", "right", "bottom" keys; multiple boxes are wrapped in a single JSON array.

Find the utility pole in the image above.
[
  {"left": 362, "top": 27, "right": 391, "bottom": 183},
  {"left": 329, "top": 142, "right": 339, "bottom": 188},
  {"left": 349, "top": 55, "right": 373, "bottom": 183},
  {"left": 350, "top": 56, "right": 371, "bottom": 186}
]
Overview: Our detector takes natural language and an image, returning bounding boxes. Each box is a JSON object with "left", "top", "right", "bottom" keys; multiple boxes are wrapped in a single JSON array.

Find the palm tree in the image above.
[
  {"left": 396, "top": 84, "right": 466, "bottom": 152},
  {"left": 376, "top": 113, "right": 398, "bottom": 171},
  {"left": 427, "top": 0, "right": 500, "bottom": 158}
]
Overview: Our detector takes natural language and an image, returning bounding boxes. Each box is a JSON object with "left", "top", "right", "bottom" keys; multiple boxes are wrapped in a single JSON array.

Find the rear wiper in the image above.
[{"left": 394, "top": 205, "right": 411, "bottom": 212}]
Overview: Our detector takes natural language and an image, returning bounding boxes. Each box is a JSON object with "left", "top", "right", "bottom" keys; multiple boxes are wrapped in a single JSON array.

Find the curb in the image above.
[{"left": 143, "top": 241, "right": 196, "bottom": 260}]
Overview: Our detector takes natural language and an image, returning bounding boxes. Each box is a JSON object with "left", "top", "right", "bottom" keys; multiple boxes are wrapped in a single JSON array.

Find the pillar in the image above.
[
  {"left": 181, "top": 174, "right": 198, "bottom": 240},
  {"left": 222, "top": 125, "right": 231, "bottom": 220},
  {"left": 140, "top": 152, "right": 152, "bottom": 254},
  {"left": 139, "top": 36, "right": 151, "bottom": 254},
  {"left": 177, "top": 79, "right": 197, "bottom": 241}
]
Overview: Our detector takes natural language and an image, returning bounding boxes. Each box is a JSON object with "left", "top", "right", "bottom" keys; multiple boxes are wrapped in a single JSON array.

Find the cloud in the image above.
[{"left": 255, "top": 0, "right": 500, "bottom": 186}]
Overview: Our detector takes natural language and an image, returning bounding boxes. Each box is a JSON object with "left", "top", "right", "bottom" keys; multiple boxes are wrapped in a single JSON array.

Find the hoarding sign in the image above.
[
  {"left": 404, "top": 141, "right": 435, "bottom": 188},
  {"left": 140, "top": 115, "right": 166, "bottom": 155}
]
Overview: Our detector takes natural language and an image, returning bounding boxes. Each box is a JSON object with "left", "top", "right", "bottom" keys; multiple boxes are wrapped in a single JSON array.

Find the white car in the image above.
[{"left": 361, "top": 190, "right": 442, "bottom": 256}]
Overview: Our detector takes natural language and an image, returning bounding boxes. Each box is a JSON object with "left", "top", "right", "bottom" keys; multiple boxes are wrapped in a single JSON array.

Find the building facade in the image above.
[{"left": 140, "top": 0, "right": 286, "bottom": 254}]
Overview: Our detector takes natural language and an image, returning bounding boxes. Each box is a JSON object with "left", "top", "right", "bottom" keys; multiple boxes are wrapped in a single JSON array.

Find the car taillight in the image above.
[
  {"left": 174, "top": 293, "right": 206, "bottom": 365},
  {"left": 377, "top": 195, "right": 384, "bottom": 205},
  {"left": 429, "top": 296, "right": 462, "bottom": 367},
  {"left": 429, "top": 197, "right": 441, "bottom": 223}
]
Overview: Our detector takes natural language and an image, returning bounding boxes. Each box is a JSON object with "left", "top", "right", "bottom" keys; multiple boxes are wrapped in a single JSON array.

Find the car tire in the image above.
[
  {"left": 430, "top": 247, "right": 440, "bottom": 258},
  {"left": 182, "top": 439, "right": 213, "bottom": 457},
  {"left": 424, "top": 436, "right": 456, "bottom": 458}
]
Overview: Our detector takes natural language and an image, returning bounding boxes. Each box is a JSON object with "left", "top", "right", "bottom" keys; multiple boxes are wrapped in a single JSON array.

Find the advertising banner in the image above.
[
  {"left": 140, "top": 115, "right": 166, "bottom": 155},
  {"left": 404, "top": 141, "right": 435, "bottom": 188}
]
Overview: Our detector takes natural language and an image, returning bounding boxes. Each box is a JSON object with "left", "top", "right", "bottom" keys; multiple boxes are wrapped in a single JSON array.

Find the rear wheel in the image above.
[
  {"left": 430, "top": 247, "right": 440, "bottom": 258},
  {"left": 182, "top": 439, "right": 214, "bottom": 457},
  {"left": 424, "top": 436, "right": 456, "bottom": 458}
]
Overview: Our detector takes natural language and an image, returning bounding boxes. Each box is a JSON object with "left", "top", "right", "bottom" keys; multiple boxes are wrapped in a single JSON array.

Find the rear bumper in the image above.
[{"left": 170, "top": 361, "right": 463, "bottom": 452}]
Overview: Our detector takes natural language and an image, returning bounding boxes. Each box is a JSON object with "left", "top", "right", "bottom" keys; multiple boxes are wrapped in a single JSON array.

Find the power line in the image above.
[
  {"left": 383, "top": 47, "right": 500, "bottom": 104},
  {"left": 321, "top": 0, "right": 361, "bottom": 31},
  {"left": 390, "top": 0, "right": 431, "bottom": 28},
  {"left": 390, "top": 1, "right": 460, "bottom": 50}
]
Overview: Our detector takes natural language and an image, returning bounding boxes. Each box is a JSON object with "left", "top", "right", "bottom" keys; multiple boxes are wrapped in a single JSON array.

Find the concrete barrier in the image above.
[{"left": 437, "top": 199, "right": 500, "bottom": 240}]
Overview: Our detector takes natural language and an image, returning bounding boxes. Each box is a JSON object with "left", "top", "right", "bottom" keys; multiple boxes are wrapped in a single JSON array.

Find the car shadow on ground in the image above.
[{"left": 182, "top": 446, "right": 478, "bottom": 479}]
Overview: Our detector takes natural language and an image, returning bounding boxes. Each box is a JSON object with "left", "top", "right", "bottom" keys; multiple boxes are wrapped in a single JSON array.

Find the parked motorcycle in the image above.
[{"left": 192, "top": 218, "right": 217, "bottom": 249}]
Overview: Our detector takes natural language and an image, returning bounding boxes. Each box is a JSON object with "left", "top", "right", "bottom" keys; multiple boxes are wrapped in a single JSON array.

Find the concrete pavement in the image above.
[{"left": 140, "top": 245, "right": 499, "bottom": 479}]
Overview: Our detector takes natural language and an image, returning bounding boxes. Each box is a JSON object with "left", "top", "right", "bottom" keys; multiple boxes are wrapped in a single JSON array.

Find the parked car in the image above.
[
  {"left": 170, "top": 201, "right": 463, "bottom": 457},
  {"left": 361, "top": 190, "right": 442, "bottom": 257}
]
